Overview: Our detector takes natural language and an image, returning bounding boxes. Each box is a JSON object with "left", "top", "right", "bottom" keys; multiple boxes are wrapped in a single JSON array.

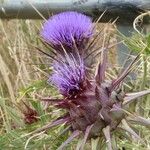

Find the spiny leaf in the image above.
[
  {"left": 102, "top": 126, "right": 112, "bottom": 150},
  {"left": 25, "top": 117, "right": 70, "bottom": 136},
  {"left": 121, "top": 119, "right": 141, "bottom": 140},
  {"left": 127, "top": 116, "right": 150, "bottom": 129},
  {"left": 123, "top": 89, "right": 150, "bottom": 105},
  {"left": 79, "top": 124, "right": 93, "bottom": 150},
  {"left": 57, "top": 130, "right": 80, "bottom": 150}
]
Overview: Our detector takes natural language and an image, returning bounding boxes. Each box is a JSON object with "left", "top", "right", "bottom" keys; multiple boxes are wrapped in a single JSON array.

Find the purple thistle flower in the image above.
[
  {"left": 35, "top": 11, "right": 150, "bottom": 150},
  {"left": 40, "top": 11, "right": 93, "bottom": 52},
  {"left": 50, "top": 55, "right": 86, "bottom": 97}
]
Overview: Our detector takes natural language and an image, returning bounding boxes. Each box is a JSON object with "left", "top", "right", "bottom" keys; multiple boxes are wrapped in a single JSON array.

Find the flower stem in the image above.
[
  {"left": 141, "top": 55, "right": 147, "bottom": 90},
  {"left": 139, "top": 55, "right": 147, "bottom": 115}
]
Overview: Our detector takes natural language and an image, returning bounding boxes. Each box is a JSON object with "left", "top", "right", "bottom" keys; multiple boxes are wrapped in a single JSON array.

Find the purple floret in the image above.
[
  {"left": 41, "top": 11, "right": 93, "bottom": 50},
  {"left": 49, "top": 55, "right": 85, "bottom": 97}
]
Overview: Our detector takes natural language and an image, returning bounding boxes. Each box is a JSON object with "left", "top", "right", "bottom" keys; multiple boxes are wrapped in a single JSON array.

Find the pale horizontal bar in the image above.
[{"left": 0, "top": 0, "right": 150, "bottom": 24}]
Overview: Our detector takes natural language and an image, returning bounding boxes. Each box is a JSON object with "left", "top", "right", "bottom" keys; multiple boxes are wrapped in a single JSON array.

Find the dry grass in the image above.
[{"left": 0, "top": 20, "right": 45, "bottom": 101}]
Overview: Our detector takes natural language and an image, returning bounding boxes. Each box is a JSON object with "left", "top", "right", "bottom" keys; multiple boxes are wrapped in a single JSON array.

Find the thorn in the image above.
[
  {"left": 121, "top": 119, "right": 141, "bottom": 140},
  {"left": 79, "top": 124, "right": 93, "bottom": 150},
  {"left": 99, "top": 112, "right": 105, "bottom": 120},
  {"left": 102, "top": 126, "right": 112, "bottom": 150},
  {"left": 123, "top": 89, "right": 150, "bottom": 106},
  {"left": 35, "top": 46, "right": 60, "bottom": 62},
  {"left": 24, "top": 117, "right": 70, "bottom": 137},
  {"left": 127, "top": 116, "right": 150, "bottom": 129},
  {"left": 57, "top": 130, "right": 80, "bottom": 150},
  {"left": 95, "top": 47, "right": 108, "bottom": 84},
  {"left": 110, "top": 53, "right": 140, "bottom": 91}
]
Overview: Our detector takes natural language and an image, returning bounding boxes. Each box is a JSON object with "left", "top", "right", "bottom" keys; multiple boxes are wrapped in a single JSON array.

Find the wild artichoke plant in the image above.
[{"left": 33, "top": 11, "right": 150, "bottom": 150}]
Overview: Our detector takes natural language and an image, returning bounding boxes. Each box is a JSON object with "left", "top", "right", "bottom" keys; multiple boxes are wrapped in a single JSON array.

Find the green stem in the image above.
[
  {"left": 139, "top": 55, "right": 147, "bottom": 115},
  {"left": 141, "top": 55, "right": 147, "bottom": 90}
]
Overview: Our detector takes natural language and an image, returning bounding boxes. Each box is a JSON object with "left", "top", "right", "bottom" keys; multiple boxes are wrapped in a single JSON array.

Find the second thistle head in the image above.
[{"left": 50, "top": 55, "right": 86, "bottom": 98}]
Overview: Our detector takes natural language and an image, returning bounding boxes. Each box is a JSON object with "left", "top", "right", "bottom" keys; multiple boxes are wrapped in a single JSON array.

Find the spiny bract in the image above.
[{"left": 34, "top": 11, "right": 150, "bottom": 150}]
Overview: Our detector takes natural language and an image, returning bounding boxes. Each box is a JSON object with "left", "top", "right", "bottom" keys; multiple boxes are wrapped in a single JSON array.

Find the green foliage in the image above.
[{"left": 119, "top": 32, "right": 150, "bottom": 55}]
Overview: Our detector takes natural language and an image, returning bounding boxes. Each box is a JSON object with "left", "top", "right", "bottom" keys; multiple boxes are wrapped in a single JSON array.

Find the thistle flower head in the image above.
[
  {"left": 40, "top": 11, "right": 93, "bottom": 52},
  {"left": 39, "top": 49, "right": 150, "bottom": 149},
  {"left": 50, "top": 55, "right": 86, "bottom": 97}
]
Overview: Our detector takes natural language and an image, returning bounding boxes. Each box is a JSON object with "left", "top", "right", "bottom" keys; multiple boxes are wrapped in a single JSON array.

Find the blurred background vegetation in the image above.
[{"left": 0, "top": 17, "right": 150, "bottom": 149}]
